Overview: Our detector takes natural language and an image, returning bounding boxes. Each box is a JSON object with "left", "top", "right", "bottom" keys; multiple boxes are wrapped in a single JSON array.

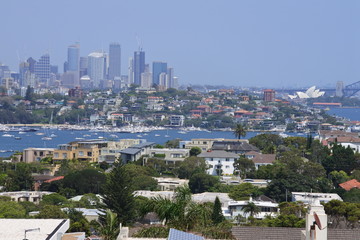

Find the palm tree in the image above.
[
  {"left": 234, "top": 124, "right": 247, "bottom": 140},
  {"left": 99, "top": 209, "right": 120, "bottom": 240},
  {"left": 242, "top": 201, "right": 260, "bottom": 219}
]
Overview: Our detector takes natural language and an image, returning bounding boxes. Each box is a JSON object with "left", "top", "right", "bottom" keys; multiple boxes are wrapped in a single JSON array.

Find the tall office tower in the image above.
[
  {"left": 67, "top": 43, "right": 80, "bottom": 72},
  {"left": 159, "top": 72, "right": 167, "bottom": 90},
  {"left": 87, "top": 52, "right": 106, "bottom": 88},
  {"left": 34, "top": 54, "right": 51, "bottom": 87},
  {"left": 172, "top": 77, "right": 179, "bottom": 89},
  {"left": 108, "top": 43, "right": 121, "bottom": 80},
  {"left": 152, "top": 61, "right": 167, "bottom": 85},
  {"left": 50, "top": 65, "right": 58, "bottom": 74},
  {"left": 79, "top": 57, "right": 88, "bottom": 77},
  {"left": 128, "top": 57, "right": 134, "bottom": 84},
  {"left": 133, "top": 50, "right": 145, "bottom": 85}
]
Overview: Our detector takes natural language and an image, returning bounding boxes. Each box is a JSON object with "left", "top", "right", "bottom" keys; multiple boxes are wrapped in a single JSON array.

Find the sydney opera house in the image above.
[{"left": 288, "top": 86, "right": 325, "bottom": 99}]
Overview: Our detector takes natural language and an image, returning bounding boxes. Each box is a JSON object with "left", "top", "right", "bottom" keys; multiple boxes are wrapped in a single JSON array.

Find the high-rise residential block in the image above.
[
  {"left": 133, "top": 50, "right": 145, "bottom": 85},
  {"left": 263, "top": 89, "right": 276, "bottom": 102},
  {"left": 108, "top": 43, "right": 121, "bottom": 80},
  {"left": 152, "top": 61, "right": 167, "bottom": 85}
]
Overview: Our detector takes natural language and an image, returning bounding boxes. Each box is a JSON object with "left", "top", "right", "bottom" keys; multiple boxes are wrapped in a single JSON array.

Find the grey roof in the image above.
[
  {"left": 119, "top": 148, "right": 142, "bottom": 155},
  {"left": 198, "top": 150, "right": 239, "bottom": 158},
  {"left": 212, "top": 141, "right": 260, "bottom": 152},
  {"left": 131, "top": 142, "right": 156, "bottom": 148},
  {"left": 168, "top": 228, "right": 204, "bottom": 240}
]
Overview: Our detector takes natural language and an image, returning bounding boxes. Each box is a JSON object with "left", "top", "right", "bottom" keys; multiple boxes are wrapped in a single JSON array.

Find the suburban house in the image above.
[
  {"left": 0, "top": 191, "right": 53, "bottom": 204},
  {"left": 228, "top": 198, "right": 279, "bottom": 219},
  {"left": 52, "top": 140, "right": 107, "bottom": 163},
  {"left": 325, "top": 136, "right": 360, "bottom": 152},
  {"left": 98, "top": 139, "right": 142, "bottom": 164},
  {"left": 198, "top": 150, "right": 239, "bottom": 176},
  {"left": 147, "top": 148, "right": 190, "bottom": 165},
  {"left": 119, "top": 142, "right": 155, "bottom": 163},
  {"left": 179, "top": 138, "right": 224, "bottom": 151},
  {"left": 244, "top": 151, "right": 276, "bottom": 169},
  {"left": 339, "top": 179, "right": 360, "bottom": 191},
  {"left": 22, "top": 148, "right": 55, "bottom": 163},
  {"left": 291, "top": 192, "right": 342, "bottom": 204}
]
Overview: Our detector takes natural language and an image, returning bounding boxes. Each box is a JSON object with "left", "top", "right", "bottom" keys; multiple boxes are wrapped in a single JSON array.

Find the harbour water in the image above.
[{"left": 327, "top": 107, "right": 360, "bottom": 121}]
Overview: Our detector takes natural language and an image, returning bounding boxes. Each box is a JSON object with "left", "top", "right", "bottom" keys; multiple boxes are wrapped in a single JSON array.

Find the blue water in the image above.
[
  {"left": 0, "top": 129, "right": 306, "bottom": 158},
  {"left": 327, "top": 108, "right": 360, "bottom": 121}
]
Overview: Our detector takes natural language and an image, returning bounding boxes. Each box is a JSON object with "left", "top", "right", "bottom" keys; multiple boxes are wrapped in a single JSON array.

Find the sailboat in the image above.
[{"left": 42, "top": 111, "right": 54, "bottom": 141}]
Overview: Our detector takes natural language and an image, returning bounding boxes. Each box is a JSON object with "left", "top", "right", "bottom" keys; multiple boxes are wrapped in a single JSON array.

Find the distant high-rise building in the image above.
[
  {"left": 67, "top": 43, "right": 80, "bottom": 72},
  {"left": 133, "top": 50, "right": 145, "bottom": 85},
  {"left": 27, "top": 57, "right": 36, "bottom": 73},
  {"left": 108, "top": 43, "right": 121, "bottom": 80},
  {"left": 19, "top": 61, "right": 30, "bottom": 87},
  {"left": 128, "top": 57, "right": 134, "bottom": 84},
  {"left": 336, "top": 81, "right": 344, "bottom": 97},
  {"left": 87, "top": 52, "right": 106, "bottom": 88},
  {"left": 34, "top": 54, "right": 51, "bottom": 87},
  {"left": 50, "top": 65, "right": 58, "bottom": 74},
  {"left": 263, "top": 89, "right": 276, "bottom": 102},
  {"left": 167, "top": 67, "right": 174, "bottom": 88},
  {"left": 152, "top": 61, "right": 167, "bottom": 85},
  {"left": 79, "top": 57, "right": 88, "bottom": 77}
]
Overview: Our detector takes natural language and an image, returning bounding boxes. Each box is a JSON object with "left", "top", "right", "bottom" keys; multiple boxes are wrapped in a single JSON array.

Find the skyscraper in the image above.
[
  {"left": 35, "top": 54, "right": 50, "bottom": 87},
  {"left": 108, "top": 43, "right": 121, "bottom": 80},
  {"left": 133, "top": 50, "right": 145, "bottom": 85},
  {"left": 152, "top": 61, "right": 167, "bottom": 85},
  {"left": 67, "top": 43, "right": 80, "bottom": 72},
  {"left": 87, "top": 52, "right": 106, "bottom": 88}
]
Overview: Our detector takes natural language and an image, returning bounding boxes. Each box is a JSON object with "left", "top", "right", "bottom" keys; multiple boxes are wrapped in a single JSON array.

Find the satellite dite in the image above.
[{"left": 304, "top": 199, "right": 328, "bottom": 240}]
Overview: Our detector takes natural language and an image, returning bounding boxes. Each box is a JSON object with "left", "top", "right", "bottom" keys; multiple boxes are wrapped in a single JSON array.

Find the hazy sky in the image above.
[{"left": 1, "top": 0, "right": 360, "bottom": 88}]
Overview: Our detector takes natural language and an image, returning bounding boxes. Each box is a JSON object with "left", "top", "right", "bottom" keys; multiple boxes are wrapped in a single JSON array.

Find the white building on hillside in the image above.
[{"left": 198, "top": 150, "right": 239, "bottom": 176}]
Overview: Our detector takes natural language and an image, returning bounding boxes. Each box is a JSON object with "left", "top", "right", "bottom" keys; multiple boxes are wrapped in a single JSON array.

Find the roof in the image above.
[
  {"left": 198, "top": 150, "right": 239, "bottom": 158},
  {"left": 212, "top": 141, "right": 259, "bottom": 152},
  {"left": 0, "top": 219, "right": 69, "bottom": 240},
  {"left": 339, "top": 179, "right": 360, "bottom": 191},
  {"left": 252, "top": 154, "right": 276, "bottom": 164},
  {"left": 327, "top": 136, "right": 360, "bottom": 143},
  {"left": 168, "top": 228, "right": 204, "bottom": 240},
  {"left": 131, "top": 142, "right": 156, "bottom": 149},
  {"left": 44, "top": 176, "right": 64, "bottom": 183},
  {"left": 232, "top": 226, "right": 360, "bottom": 240},
  {"left": 119, "top": 148, "right": 142, "bottom": 155}
]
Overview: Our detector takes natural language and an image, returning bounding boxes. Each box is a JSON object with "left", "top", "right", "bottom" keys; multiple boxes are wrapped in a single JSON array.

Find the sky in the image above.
[{"left": 1, "top": 0, "right": 360, "bottom": 88}]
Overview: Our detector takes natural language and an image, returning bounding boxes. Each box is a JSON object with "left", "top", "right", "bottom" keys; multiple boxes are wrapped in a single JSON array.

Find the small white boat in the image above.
[
  {"left": 155, "top": 134, "right": 160, "bottom": 137},
  {"left": 50, "top": 134, "right": 57, "bottom": 137},
  {"left": 75, "top": 137, "right": 84, "bottom": 140},
  {"left": 165, "top": 135, "right": 170, "bottom": 137},
  {"left": 35, "top": 132, "right": 45, "bottom": 136},
  {"left": 2, "top": 134, "right": 14, "bottom": 137},
  {"left": 41, "top": 137, "right": 52, "bottom": 141}
]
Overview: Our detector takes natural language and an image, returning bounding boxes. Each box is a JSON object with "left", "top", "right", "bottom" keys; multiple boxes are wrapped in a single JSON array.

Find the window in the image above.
[
  {"left": 62, "top": 153, "right": 67, "bottom": 159},
  {"left": 226, "top": 158, "right": 229, "bottom": 161},
  {"left": 78, "top": 151, "right": 84, "bottom": 156},
  {"left": 88, "top": 152, "right": 92, "bottom": 157},
  {"left": 226, "top": 166, "right": 230, "bottom": 168},
  {"left": 54, "top": 153, "right": 59, "bottom": 158}
]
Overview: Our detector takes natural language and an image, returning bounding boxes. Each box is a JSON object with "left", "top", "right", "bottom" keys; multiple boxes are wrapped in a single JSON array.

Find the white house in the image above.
[
  {"left": 228, "top": 199, "right": 279, "bottom": 219},
  {"left": 198, "top": 150, "right": 239, "bottom": 176},
  {"left": 291, "top": 192, "right": 342, "bottom": 204}
]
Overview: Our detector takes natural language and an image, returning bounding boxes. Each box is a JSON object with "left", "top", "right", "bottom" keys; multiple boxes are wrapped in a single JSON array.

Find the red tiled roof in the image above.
[
  {"left": 339, "top": 179, "right": 360, "bottom": 191},
  {"left": 44, "top": 176, "right": 64, "bottom": 183}
]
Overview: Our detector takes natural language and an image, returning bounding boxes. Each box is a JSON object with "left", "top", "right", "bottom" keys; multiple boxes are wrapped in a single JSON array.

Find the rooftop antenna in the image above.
[{"left": 135, "top": 34, "right": 142, "bottom": 51}]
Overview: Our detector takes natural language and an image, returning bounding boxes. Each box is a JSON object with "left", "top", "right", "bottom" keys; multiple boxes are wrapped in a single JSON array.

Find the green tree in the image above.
[
  {"left": 66, "top": 208, "right": 90, "bottom": 235},
  {"left": 5, "top": 163, "right": 34, "bottom": 191},
  {"left": 41, "top": 193, "right": 68, "bottom": 206},
  {"left": 62, "top": 168, "right": 106, "bottom": 194},
  {"left": 190, "top": 147, "right": 202, "bottom": 156},
  {"left": 242, "top": 202, "right": 260, "bottom": 219},
  {"left": 322, "top": 144, "right": 357, "bottom": 174},
  {"left": 211, "top": 196, "right": 225, "bottom": 225},
  {"left": 0, "top": 201, "right": 26, "bottom": 218},
  {"left": 99, "top": 209, "right": 120, "bottom": 240},
  {"left": 233, "top": 156, "right": 255, "bottom": 179},
  {"left": 102, "top": 163, "right": 136, "bottom": 225},
  {"left": 173, "top": 156, "right": 207, "bottom": 179},
  {"left": 37, "top": 205, "right": 67, "bottom": 219},
  {"left": 188, "top": 173, "right": 219, "bottom": 193},
  {"left": 234, "top": 124, "right": 247, "bottom": 139},
  {"left": 228, "top": 183, "right": 260, "bottom": 201}
]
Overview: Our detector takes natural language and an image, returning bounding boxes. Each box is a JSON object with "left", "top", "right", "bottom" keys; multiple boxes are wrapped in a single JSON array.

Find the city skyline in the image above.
[{"left": 1, "top": 0, "right": 360, "bottom": 88}]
